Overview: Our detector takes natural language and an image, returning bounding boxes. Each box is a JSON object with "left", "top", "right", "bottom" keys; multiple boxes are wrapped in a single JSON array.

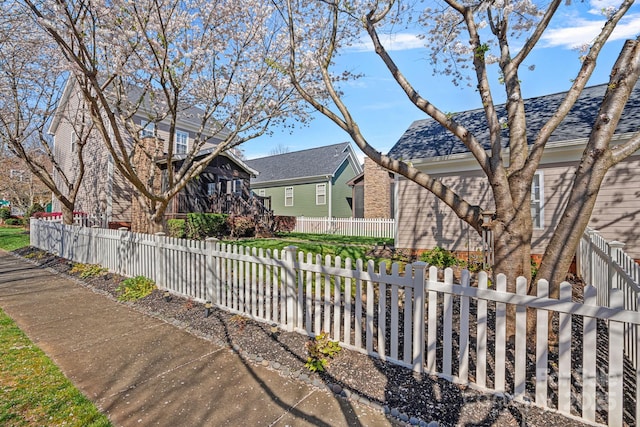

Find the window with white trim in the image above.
[
  {"left": 531, "top": 171, "right": 544, "bottom": 229},
  {"left": 316, "top": 183, "right": 326, "bottom": 205},
  {"left": 176, "top": 130, "right": 188, "bottom": 154},
  {"left": 206, "top": 182, "right": 216, "bottom": 196},
  {"left": 140, "top": 120, "right": 155, "bottom": 138},
  {"left": 284, "top": 186, "right": 294, "bottom": 207},
  {"left": 232, "top": 179, "right": 243, "bottom": 194}
]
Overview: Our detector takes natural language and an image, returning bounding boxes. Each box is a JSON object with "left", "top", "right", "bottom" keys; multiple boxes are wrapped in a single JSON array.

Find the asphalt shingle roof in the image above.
[
  {"left": 388, "top": 82, "right": 640, "bottom": 160},
  {"left": 246, "top": 142, "right": 353, "bottom": 184}
]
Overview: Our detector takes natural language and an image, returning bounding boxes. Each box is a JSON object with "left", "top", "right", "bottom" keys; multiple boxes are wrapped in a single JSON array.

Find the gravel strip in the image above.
[{"left": 13, "top": 247, "right": 597, "bottom": 427}]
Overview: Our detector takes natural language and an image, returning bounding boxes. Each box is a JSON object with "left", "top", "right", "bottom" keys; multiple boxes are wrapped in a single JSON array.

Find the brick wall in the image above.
[
  {"left": 130, "top": 137, "right": 163, "bottom": 233},
  {"left": 363, "top": 158, "right": 392, "bottom": 218}
]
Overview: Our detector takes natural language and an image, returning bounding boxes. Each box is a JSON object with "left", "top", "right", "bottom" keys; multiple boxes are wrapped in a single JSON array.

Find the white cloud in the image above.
[
  {"left": 348, "top": 33, "right": 424, "bottom": 52},
  {"left": 540, "top": 13, "right": 640, "bottom": 49}
]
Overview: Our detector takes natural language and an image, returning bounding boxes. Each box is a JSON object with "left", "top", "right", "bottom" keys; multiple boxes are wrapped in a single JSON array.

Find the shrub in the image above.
[
  {"left": 116, "top": 276, "right": 156, "bottom": 301},
  {"left": 273, "top": 216, "right": 296, "bottom": 232},
  {"left": 167, "top": 219, "right": 186, "bottom": 238},
  {"left": 304, "top": 331, "right": 341, "bottom": 372},
  {"left": 26, "top": 203, "right": 45, "bottom": 218},
  {"left": 4, "top": 218, "right": 23, "bottom": 226},
  {"left": 69, "top": 263, "right": 108, "bottom": 279},
  {"left": 0, "top": 207, "right": 11, "bottom": 220},
  {"left": 228, "top": 215, "right": 255, "bottom": 238},
  {"left": 186, "top": 213, "right": 228, "bottom": 240},
  {"left": 419, "top": 246, "right": 459, "bottom": 268}
]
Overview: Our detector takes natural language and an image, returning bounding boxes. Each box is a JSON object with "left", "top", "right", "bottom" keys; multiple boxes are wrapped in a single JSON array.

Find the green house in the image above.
[{"left": 246, "top": 143, "right": 363, "bottom": 218}]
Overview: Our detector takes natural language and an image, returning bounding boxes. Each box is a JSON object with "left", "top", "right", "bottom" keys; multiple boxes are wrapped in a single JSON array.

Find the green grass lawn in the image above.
[
  {"left": 0, "top": 309, "right": 111, "bottom": 427},
  {"left": 275, "top": 232, "right": 393, "bottom": 247},
  {"left": 0, "top": 227, "right": 30, "bottom": 251},
  {"left": 224, "top": 232, "right": 400, "bottom": 266}
]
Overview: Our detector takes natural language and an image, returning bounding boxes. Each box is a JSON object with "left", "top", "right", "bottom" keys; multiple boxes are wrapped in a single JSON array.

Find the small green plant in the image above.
[
  {"left": 70, "top": 263, "right": 108, "bottom": 279},
  {"left": 304, "top": 331, "right": 341, "bottom": 372},
  {"left": 419, "top": 247, "right": 459, "bottom": 268},
  {"left": 531, "top": 258, "right": 540, "bottom": 280},
  {"left": 116, "top": 276, "right": 156, "bottom": 301}
]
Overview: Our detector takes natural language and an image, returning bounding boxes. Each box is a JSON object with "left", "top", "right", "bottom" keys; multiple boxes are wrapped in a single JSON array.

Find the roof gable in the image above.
[
  {"left": 246, "top": 142, "right": 362, "bottom": 184},
  {"left": 48, "top": 78, "right": 229, "bottom": 139},
  {"left": 388, "top": 82, "right": 640, "bottom": 160}
]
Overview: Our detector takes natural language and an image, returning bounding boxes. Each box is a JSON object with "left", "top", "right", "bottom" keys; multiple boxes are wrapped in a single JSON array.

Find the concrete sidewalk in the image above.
[{"left": 0, "top": 251, "right": 400, "bottom": 427}]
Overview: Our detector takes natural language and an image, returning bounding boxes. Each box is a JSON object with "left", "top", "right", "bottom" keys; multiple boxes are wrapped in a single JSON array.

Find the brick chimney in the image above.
[
  {"left": 130, "top": 136, "right": 163, "bottom": 233},
  {"left": 363, "top": 158, "right": 392, "bottom": 218}
]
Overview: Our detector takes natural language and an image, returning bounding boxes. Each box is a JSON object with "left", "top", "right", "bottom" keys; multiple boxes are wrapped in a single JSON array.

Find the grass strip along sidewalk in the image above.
[
  {"left": 0, "top": 227, "right": 30, "bottom": 251},
  {"left": 0, "top": 227, "right": 111, "bottom": 426},
  {"left": 0, "top": 309, "right": 111, "bottom": 426}
]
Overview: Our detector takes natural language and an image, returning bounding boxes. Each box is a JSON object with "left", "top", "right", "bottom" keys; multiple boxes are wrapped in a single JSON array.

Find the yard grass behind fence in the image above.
[
  {"left": 226, "top": 233, "right": 400, "bottom": 267},
  {"left": 0, "top": 309, "right": 112, "bottom": 427},
  {"left": 275, "top": 232, "right": 394, "bottom": 247},
  {"left": 0, "top": 227, "right": 30, "bottom": 251}
]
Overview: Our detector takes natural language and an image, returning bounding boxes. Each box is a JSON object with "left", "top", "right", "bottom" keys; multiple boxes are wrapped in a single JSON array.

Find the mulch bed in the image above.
[{"left": 13, "top": 246, "right": 618, "bottom": 426}]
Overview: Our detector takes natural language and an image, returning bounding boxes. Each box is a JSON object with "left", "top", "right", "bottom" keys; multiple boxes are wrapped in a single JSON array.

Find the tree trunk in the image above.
[
  {"left": 537, "top": 39, "right": 640, "bottom": 294},
  {"left": 491, "top": 203, "right": 533, "bottom": 339},
  {"left": 61, "top": 203, "right": 74, "bottom": 225}
]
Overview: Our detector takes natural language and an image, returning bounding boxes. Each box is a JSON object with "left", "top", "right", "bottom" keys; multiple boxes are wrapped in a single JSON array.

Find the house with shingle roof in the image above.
[
  {"left": 246, "top": 143, "right": 362, "bottom": 218},
  {"left": 388, "top": 82, "right": 640, "bottom": 258},
  {"left": 49, "top": 78, "right": 261, "bottom": 229}
]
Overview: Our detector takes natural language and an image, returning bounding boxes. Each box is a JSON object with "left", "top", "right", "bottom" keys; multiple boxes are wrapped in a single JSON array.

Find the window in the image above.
[
  {"left": 285, "top": 187, "right": 294, "bottom": 207},
  {"left": 531, "top": 171, "right": 544, "bottom": 229},
  {"left": 71, "top": 132, "right": 78, "bottom": 154},
  {"left": 316, "top": 183, "right": 326, "bottom": 205},
  {"left": 206, "top": 182, "right": 216, "bottom": 196},
  {"left": 10, "top": 170, "right": 25, "bottom": 181},
  {"left": 176, "top": 130, "right": 188, "bottom": 154},
  {"left": 232, "top": 179, "right": 243, "bottom": 194},
  {"left": 140, "top": 120, "right": 155, "bottom": 138}
]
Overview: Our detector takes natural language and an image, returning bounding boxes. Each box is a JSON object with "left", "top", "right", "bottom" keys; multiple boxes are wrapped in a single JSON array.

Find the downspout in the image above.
[
  {"left": 327, "top": 175, "right": 332, "bottom": 219},
  {"left": 393, "top": 173, "right": 399, "bottom": 246}
]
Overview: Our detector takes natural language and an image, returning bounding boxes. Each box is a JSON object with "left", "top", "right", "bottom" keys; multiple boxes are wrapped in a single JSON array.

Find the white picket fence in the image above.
[
  {"left": 293, "top": 216, "right": 395, "bottom": 239},
  {"left": 30, "top": 219, "right": 639, "bottom": 426},
  {"left": 37, "top": 213, "right": 107, "bottom": 228},
  {"left": 578, "top": 227, "right": 640, "bottom": 372}
]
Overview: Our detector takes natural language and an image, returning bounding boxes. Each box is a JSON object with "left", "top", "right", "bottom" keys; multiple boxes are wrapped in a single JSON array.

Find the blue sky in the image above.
[{"left": 241, "top": 1, "right": 640, "bottom": 161}]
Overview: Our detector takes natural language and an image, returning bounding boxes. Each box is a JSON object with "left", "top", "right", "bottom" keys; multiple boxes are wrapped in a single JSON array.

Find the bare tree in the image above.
[
  {"left": 275, "top": 0, "right": 640, "bottom": 297},
  {"left": 269, "top": 143, "right": 291, "bottom": 155},
  {"left": 0, "top": 150, "right": 52, "bottom": 214},
  {"left": 0, "top": 2, "right": 91, "bottom": 225},
  {"left": 23, "top": 0, "right": 312, "bottom": 233}
]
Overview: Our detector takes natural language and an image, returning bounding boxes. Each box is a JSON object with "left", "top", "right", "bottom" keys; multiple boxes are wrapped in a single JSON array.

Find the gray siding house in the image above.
[
  {"left": 246, "top": 143, "right": 363, "bottom": 218},
  {"left": 389, "top": 82, "right": 640, "bottom": 258},
  {"left": 48, "top": 78, "right": 259, "bottom": 228}
]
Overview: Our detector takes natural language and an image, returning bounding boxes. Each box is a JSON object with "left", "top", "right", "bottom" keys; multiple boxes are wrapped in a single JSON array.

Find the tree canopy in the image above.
[
  {"left": 273, "top": 0, "right": 640, "bottom": 293},
  {"left": 20, "top": 0, "right": 316, "bottom": 230}
]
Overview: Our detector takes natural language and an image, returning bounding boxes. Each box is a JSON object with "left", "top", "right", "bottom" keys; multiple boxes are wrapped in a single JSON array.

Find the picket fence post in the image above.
[
  {"left": 284, "top": 246, "right": 298, "bottom": 332},
  {"left": 154, "top": 232, "right": 165, "bottom": 288},
  {"left": 412, "top": 261, "right": 426, "bottom": 373},
  {"left": 608, "top": 241, "right": 625, "bottom": 297},
  {"left": 205, "top": 238, "right": 217, "bottom": 305},
  {"left": 587, "top": 229, "right": 597, "bottom": 288}
]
